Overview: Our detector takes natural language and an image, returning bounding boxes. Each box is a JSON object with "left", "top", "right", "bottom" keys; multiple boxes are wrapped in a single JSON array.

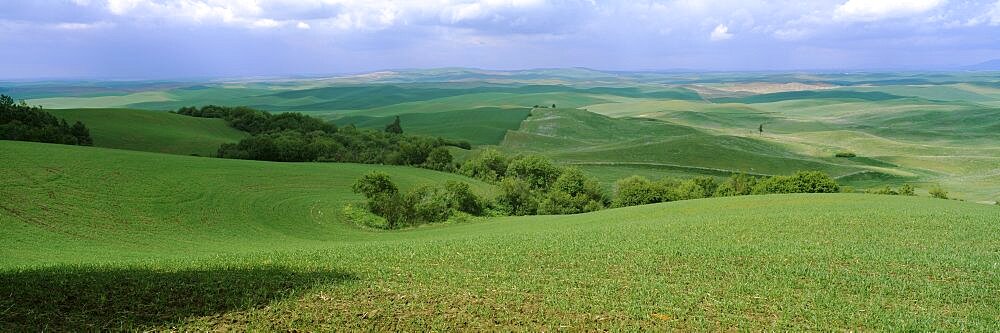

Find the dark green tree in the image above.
[
  {"left": 385, "top": 115, "right": 403, "bottom": 134},
  {"left": 422, "top": 146, "right": 454, "bottom": 171}
]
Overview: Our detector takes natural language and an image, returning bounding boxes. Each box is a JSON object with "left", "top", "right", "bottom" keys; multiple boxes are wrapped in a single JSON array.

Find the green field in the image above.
[
  {"left": 332, "top": 107, "right": 531, "bottom": 145},
  {"left": 3, "top": 141, "right": 999, "bottom": 330},
  {"left": 48, "top": 108, "right": 247, "bottom": 156},
  {"left": 4, "top": 69, "right": 1000, "bottom": 330}
]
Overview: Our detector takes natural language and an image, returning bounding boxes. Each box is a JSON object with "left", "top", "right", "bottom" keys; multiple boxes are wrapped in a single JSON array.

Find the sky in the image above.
[{"left": 1, "top": 0, "right": 999, "bottom": 78}]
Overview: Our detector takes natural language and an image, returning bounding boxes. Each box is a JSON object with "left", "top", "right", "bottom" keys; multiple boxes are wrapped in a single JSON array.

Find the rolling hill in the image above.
[
  {"left": 47, "top": 108, "right": 247, "bottom": 156},
  {"left": 2, "top": 140, "right": 998, "bottom": 330},
  {"left": 332, "top": 107, "right": 531, "bottom": 145}
]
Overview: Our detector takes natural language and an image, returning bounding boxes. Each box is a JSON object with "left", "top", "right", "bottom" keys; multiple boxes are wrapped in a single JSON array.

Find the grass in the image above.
[
  {"left": 3, "top": 140, "right": 1000, "bottom": 330},
  {"left": 502, "top": 108, "right": 868, "bottom": 179},
  {"left": 331, "top": 107, "right": 531, "bottom": 145},
  {"left": 47, "top": 108, "right": 248, "bottom": 156}
]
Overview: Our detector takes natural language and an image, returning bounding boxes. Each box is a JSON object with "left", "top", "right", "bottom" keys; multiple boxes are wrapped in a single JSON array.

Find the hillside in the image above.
[
  {"left": 332, "top": 107, "right": 531, "bottom": 145},
  {"left": 2, "top": 140, "right": 998, "bottom": 330},
  {"left": 501, "top": 108, "right": 875, "bottom": 186},
  {"left": 48, "top": 108, "right": 247, "bottom": 156}
]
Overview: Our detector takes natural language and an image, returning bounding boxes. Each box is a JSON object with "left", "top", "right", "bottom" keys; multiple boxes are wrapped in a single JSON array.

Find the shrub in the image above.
[
  {"left": 752, "top": 171, "right": 839, "bottom": 194},
  {"left": 506, "top": 155, "right": 562, "bottom": 190},
  {"left": 612, "top": 176, "right": 660, "bottom": 208},
  {"left": 691, "top": 177, "right": 719, "bottom": 197},
  {"left": 352, "top": 171, "right": 398, "bottom": 198},
  {"left": 459, "top": 148, "right": 510, "bottom": 183},
  {"left": 714, "top": 173, "right": 759, "bottom": 197},
  {"left": 495, "top": 177, "right": 538, "bottom": 216},
  {"left": 443, "top": 181, "right": 484, "bottom": 215},
  {"left": 929, "top": 185, "right": 948, "bottom": 199},
  {"left": 898, "top": 184, "right": 916, "bottom": 196},
  {"left": 538, "top": 167, "right": 606, "bottom": 214},
  {"left": 403, "top": 185, "right": 451, "bottom": 225},
  {"left": 350, "top": 173, "right": 486, "bottom": 228},
  {"left": 835, "top": 152, "right": 857, "bottom": 158},
  {"left": 422, "top": 147, "right": 454, "bottom": 171},
  {"left": 668, "top": 179, "right": 707, "bottom": 201},
  {"left": 866, "top": 186, "right": 898, "bottom": 195},
  {"left": 342, "top": 204, "right": 389, "bottom": 229},
  {"left": 351, "top": 172, "right": 405, "bottom": 228}
]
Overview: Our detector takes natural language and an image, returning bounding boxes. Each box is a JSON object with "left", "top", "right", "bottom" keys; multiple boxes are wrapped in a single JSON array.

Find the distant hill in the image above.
[
  {"left": 961, "top": 59, "right": 1000, "bottom": 71},
  {"left": 48, "top": 108, "right": 246, "bottom": 156}
]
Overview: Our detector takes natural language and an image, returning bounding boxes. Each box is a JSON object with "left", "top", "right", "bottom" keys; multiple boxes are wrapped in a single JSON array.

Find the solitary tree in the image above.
[
  {"left": 385, "top": 115, "right": 403, "bottom": 134},
  {"left": 552, "top": 104, "right": 556, "bottom": 108},
  {"left": 758, "top": 123, "right": 763, "bottom": 135}
]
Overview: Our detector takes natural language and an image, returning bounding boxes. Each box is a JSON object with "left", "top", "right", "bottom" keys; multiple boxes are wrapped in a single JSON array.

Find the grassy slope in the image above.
[
  {"left": 502, "top": 108, "right": 868, "bottom": 178},
  {"left": 48, "top": 108, "right": 248, "bottom": 156},
  {"left": 3, "top": 141, "right": 998, "bottom": 330},
  {"left": 582, "top": 95, "right": 1000, "bottom": 201},
  {"left": 332, "top": 107, "right": 532, "bottom": 145},
  {"left": 0, "top": 140, "right": 496, "bottom": 265}
]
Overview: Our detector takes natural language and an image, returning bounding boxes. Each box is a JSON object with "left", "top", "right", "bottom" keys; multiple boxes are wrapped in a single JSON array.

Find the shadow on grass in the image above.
[{"left": 0, "top": 265, "right": 354, "bottom": 331}]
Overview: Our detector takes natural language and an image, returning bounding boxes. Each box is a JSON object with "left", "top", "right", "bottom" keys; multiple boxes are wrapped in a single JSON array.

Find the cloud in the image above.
[
  {"left": 834, "top": 0, "right": 946, "bottom": 22},
  {"left": 252, "top": 18, "right": 281, "bottom": 28},
  {"left": 983, "top": 0, "right": 1000, "bottom": 25},
  {"left": 709, "top": 24, "right": 733, "bottom": 41},
  {"left": 52, "top": 21, "right": 114, "bottom": 30},
  {"left": 296, "top": 21, "right": 311, "bottom": 29}
]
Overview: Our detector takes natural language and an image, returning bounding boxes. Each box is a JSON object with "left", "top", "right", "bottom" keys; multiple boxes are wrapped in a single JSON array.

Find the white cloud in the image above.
[
  {"left": 252, "top": 18, "right": 281, "bottom": 28},
  {"left": 90, "top": 0, "right": 553, "bottom": 31},
  {"left": 297, "top": 21, "right": 311, "bottom": 29},
  {"left": 52, "top": 21, "right": 113, "bottom": 30},
  {"left": 709, "top": 24, "right": 733, "bottom": 41},
  {"left": 834, "top": 0, "right": 947, "bottom": 22},
  {"left": 982, "top": 0, "right": 1000, "bottom": 25}
]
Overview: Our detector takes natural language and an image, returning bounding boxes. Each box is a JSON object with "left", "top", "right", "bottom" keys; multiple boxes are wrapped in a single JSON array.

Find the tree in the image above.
[
  {"left": 352, "top": 171, "right": 398, "bottom": 198},
  {"left": 752, "top": 171, "right": 839, "bottom": 194},
  {"left": 459, "top": 148, "right": 510, "bottom": 182},
  {"left": 539, "top": 167, "right": 606, "bottom": 214},
  {"left": 351, "top": 172, "right": 404, "bottom": 228},
  {"left": 0, "top": 94, "right": 92, "bottom": 146},
  {"left": 444, "top": 181, "right": 483, "bottom": 215},
  {"left": 385, "top": 115, "right": 403, "bottom": 134},
  {"left": 70, "top": 121, "right": 93, "bottom": 146},
  {"left": 612, "top": 175, "right": 660, "bottom": 207},
  {"left": 496, "top": 177, "right": 538, "bottom": 216},
  {"left": 552, "top": 104, "right": 556, "bottom": 108},
  {"left": 506, "top": 155, "right": 561, "bottom": 190},
  {"left": 422, "top": 146, "right": 454, "bottom": 171}
]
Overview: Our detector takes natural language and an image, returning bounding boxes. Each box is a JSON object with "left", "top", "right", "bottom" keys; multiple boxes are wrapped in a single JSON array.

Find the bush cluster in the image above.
[
  {"left": 611, "top": 175, "right": 719, "bottom": 207},
  {"left": 865, "top": 184, "right": 915, "bottom": 196},
  {"left": 351, "top": 172, "right": 486, "bottom": 229},
  {"left": 0, "top": 95, "right": 92, "bottom": 146},
  {"left": 176, "top": 105, "right": 467, "bottom": 168},
  {"left": 460, "top": 149, "right": 607, "bottom": 216},
  {"left": 612, "top": 171, "right": 840, "bottom": 208},
  {"left": 929, "top": 185, "right": 949, "bottom": 199}
]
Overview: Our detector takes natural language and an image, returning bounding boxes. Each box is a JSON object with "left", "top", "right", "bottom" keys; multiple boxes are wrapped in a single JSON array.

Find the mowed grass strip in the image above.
[{"left": 2, "top": 141, "right": 999, "bottom": 330}]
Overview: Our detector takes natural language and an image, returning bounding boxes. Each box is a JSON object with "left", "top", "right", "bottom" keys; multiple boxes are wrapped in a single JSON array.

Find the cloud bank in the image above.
[{"left": 0, "top": 0, "right": 998, "bottom": 78}]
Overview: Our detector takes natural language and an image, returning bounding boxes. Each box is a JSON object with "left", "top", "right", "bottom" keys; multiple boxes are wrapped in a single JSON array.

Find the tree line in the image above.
[
  {"left": 349, "top": 148, "right": 846, "bottom": 229},
  {"left": 175, "top": 105, "right": 469, "bottom": 168},
  {"left": 0, "top": 95, "right": 92, "bottom": 146}
]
